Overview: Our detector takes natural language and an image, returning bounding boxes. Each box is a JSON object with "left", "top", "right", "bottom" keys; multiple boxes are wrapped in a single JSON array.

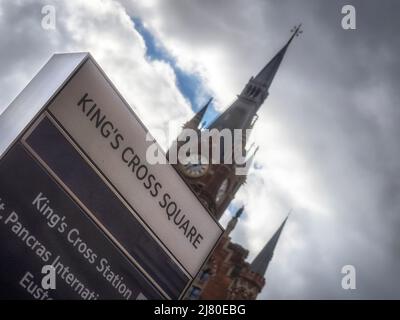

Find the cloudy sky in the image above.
[{"left": 1, "top": 0, "right": 400, "bottom": 299}]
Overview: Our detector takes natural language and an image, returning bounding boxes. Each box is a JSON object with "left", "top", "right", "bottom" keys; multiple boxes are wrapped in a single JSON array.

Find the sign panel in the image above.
[
  {"left": 0, "top": 144, "right": 162, "bottom": 300},
  {"left": 47, "top": 58, "right": 222, "bottom": 277},
  {"left": 0, "top": 53, "right": 223, "bottom": 299}
]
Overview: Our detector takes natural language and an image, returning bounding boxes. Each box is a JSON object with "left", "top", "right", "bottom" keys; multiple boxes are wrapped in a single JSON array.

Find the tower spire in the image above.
[
  {"left": 208, "top": 24, "right": 302, "bottom": 132},
  {"left": 184, "top": 97, "right": 212, "bottom": 129},
  {"left": 250, "top": 213, "right": 290, "bottom": 277},
  {"left": 253, "top": 24, "right": 302, "bottom": 92}
]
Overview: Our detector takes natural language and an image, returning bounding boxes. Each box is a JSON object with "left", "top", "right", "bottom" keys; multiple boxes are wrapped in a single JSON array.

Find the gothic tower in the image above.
[
  {"left": 187, "top": 209, "right": 290, "bottom": 300},
  {"left": 227, "top": 215, "right": 289, "bottom": 300},
  {"left": 170, "top": 25, "right": 302, "bottom": 220}
]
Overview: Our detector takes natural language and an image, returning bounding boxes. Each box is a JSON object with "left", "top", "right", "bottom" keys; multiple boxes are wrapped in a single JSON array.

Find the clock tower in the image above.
[{"left": 170, "top": 25, "right": 302, "bottom": 220}]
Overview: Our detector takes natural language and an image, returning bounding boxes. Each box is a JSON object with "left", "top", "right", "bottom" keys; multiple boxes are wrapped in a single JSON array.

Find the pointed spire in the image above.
[
  {"left": 254, "top": 24, "right": 302, "bottom": 92},
  {"left": 250, "top": 214, "right": 289, "bottom": 277},
  {"left": 225, "top": 206, "right": 244, "bottom": 235},
  {"left": 184, "top": 97, "right": 212, "bottom": 129},
  {"left": 208, "top": 24, "right": 302, "bottom": 132}
]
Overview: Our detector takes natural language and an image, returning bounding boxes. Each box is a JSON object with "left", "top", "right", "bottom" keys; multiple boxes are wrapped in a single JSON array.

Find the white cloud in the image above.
[{"left": 0, "top": 0, "right": 193, "bottom": 149}]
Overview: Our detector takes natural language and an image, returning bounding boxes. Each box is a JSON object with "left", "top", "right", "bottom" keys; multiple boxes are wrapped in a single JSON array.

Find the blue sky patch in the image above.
[{"left": 132, "top": 17, "right": 220, "bottom": 126}]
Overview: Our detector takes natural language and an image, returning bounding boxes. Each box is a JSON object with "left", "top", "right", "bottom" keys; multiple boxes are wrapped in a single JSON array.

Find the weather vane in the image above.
[{"left": 290, "top": 24, "right": 303, "bottom": 37}]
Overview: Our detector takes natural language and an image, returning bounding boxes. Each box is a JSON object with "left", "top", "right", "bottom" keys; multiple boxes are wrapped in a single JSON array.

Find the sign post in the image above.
[{"left": 0, "top": 53, "right": 223, "bottom": 300}]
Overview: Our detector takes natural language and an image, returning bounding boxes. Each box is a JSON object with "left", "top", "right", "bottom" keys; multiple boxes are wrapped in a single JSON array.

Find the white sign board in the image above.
[
  {"left": 0, "top": 53, "right": 223, "bottom": 300},
  {"left": 47, "top": 56, "right": 222, "bottom": 277}
]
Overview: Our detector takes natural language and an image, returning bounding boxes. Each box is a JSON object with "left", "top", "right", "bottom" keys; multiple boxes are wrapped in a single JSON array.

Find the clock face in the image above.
[
  {"left": 216, "top": 178, "right": 229, "bottom": 204},
  {"left": 181, "top": 154, "right": 209, "bottom": 178}
]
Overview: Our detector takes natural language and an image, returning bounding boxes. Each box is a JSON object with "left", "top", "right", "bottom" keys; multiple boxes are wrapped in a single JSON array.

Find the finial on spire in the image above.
[
  {"left": 205, "top": 96, "right": 213, "bottom": 107},
  {"left": 291, "top": 24, "right": 303, "bottom": 38},
  {"left": 235, "top": 205, "right": 245, "bottom": 218},
  {"left": 287, "top": 23, "right": 303, "bottom": 45},
  {"left": 225, "top": 205, "right": 245, "bottom": 235},
  {"left": 290, "top": 24, "right": 303, "bottom": 36}
]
